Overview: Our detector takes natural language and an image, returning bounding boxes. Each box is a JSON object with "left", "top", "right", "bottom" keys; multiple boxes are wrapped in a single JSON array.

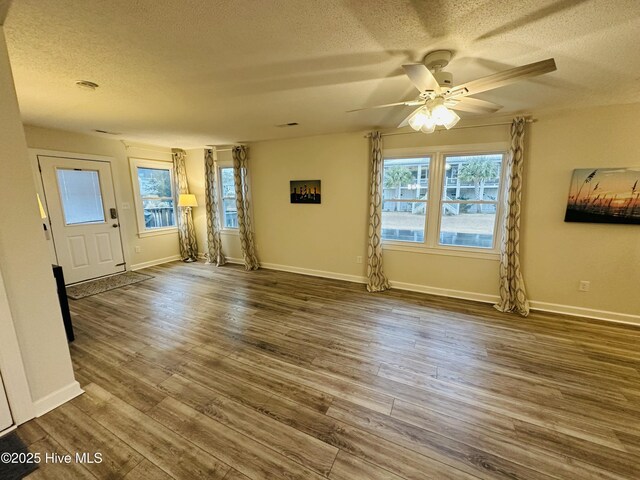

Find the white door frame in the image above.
[
  {"left": 0, "top": 266, "right": 35, "bottom": 429},
  {"left": 29, "top": 149, "right": 129, "bottom": 273}
]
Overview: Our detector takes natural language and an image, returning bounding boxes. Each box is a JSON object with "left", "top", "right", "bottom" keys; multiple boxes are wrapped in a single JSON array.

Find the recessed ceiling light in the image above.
[{"left": 76, "top": 80, "right": 99, "bottom": 90}]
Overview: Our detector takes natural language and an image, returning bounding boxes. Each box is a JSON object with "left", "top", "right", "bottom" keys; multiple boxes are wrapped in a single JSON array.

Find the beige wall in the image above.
[
  {"left": 0, "top": 28, "right": 78, "bottom": 409},
  {"left": 23, "top": 126, "right": 180, "bottom": 269},
  {"left": 187, "top": 104, "right": 639, "bottom": 321},
  {"left": 522, "top": 104, "right": 640, "bottom": 316},
  {"left": 251, "top": 134, "right": 370, "bottom": 276}
]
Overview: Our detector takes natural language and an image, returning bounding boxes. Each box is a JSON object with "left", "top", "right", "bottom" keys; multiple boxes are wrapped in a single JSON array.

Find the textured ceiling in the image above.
[{"left": 4, "top": 0, "right": 640, "bottom": 147}]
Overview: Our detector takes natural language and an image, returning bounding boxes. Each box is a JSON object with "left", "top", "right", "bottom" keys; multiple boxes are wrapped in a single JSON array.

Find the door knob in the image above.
[{"left": 112, "top": 223, "right": 119, "bottom": 228}]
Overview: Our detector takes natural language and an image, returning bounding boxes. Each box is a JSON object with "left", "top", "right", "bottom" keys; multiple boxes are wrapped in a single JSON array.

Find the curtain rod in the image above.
[
  {"left": 365, "top": 118, "right": 535, "bottom": 138},
  {"left": 121, "top": 141, "right": 172, "bottom": 153}
]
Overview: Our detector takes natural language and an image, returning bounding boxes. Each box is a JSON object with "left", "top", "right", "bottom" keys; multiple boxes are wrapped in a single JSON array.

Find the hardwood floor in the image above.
[{"left": 17, "top": 261, "right": 640, "bottom": 479}]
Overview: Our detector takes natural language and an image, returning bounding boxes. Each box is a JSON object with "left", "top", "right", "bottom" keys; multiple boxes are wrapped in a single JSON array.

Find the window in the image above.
[
  {"left": 440, "top": 154, "right": 502, "bottom": 249},
  {"left": 219, "top": 167, "right": 238, "bottom": 229},
  {"left": 382, "top": 146, "right": 506, "bottom": 255},
  {"left": 382, "top": 157, "right": 430, "bottom": 242},
  {"left": 130, "top": 158, "right": 177, "bottom": 235},
  {"left": 56, "top": 169, "right": 105, "bottom": 225}
]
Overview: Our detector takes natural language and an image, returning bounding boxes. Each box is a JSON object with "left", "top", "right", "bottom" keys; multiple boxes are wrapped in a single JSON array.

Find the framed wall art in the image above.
[
  {"left": 565, "top": 168, "right": 640, "bottom": 224},
  {"left": 290, "top": 180, "right": 321, "bottom": 204}
]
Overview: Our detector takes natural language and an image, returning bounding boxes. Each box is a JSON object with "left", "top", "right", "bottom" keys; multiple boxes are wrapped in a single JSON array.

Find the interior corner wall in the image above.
[
  {"left": 184, "top": 104, "right": 639, "bottom": 323},
  {"left": 0, "top": 27, "right": 77, "bottom": 408},
  {"left": 22, "top": 126, "right": 180, "bottom": 270}
]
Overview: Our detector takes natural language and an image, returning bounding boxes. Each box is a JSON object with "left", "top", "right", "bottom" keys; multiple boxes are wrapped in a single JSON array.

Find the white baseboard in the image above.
[
  {"left": 529, "top": 301, "right": 640, "bottom": 326},
  {"left": 130, "top": 255, "right": 181, "bottom": 271},
  {"left": 254, "top": 261, "right": 637, "bottom": 325},
  {"left": 261, "top": 262, "right": 368, "bottom": 284},
  {"left": 389, "top": 280, "right": 500, "bottom": 304},
  {"left": 33, "top": 381, "right": 83, "bottom": 417}
]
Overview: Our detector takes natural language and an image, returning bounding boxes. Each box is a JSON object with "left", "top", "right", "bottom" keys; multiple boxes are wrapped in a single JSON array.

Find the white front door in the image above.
[
  {"left": 39, "top": 156, "right": 125, "bottom": 284},
  {"left": 0, "top": 374, "right": 12, "bottom": 432}
]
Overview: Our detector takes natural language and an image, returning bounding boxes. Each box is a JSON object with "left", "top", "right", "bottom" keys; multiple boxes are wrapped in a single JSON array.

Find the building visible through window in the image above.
[{"left": 382, "top": 150, "right": 505, "bottom": 252}]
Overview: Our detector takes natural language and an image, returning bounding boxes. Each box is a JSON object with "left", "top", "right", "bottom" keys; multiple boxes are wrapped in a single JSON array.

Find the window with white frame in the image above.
[
  {"left": 130, "top": 158, "right": 177, "bottom": 235},
  {"left": 382, "top": 148, "right": 506, "bottom": 253},
  {"left": 381, "top": 156, "right": 430, "bottom": 243},
  {"left": 219, "top": 166, "right": 238, "bottom": 229}
]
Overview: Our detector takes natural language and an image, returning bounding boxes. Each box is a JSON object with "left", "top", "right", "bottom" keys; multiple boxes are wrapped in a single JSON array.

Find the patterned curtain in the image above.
[
  {"left": 204, "top": 148, "right": 226, "bottom": 266},
  {"left": 232, "top": 145, "right": 260, "bottom": 270},
  {"left": 172, "top": 149, "right": 198, "bottom": 262},
  {"left": 494, "top": 117, "right": 530, "bottom": 316},
  {"left": 366, "top": 132, "right": 390, "bottom": 293}
]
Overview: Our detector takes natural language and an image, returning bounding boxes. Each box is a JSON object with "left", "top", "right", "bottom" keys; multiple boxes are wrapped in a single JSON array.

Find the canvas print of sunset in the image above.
[{"left": 565, "top": 168, "right": 640, "bottom": 224}]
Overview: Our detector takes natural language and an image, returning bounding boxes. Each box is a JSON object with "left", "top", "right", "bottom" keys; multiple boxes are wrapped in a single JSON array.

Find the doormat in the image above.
[
  {"left": 0, "top": 432, "right": 39, "bottom": 479},
  {"left": 66, "top": 271, "right": 153, "bottom": 300}
]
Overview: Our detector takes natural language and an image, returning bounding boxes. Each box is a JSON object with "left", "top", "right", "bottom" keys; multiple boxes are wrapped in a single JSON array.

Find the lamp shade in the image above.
[
  {"left": 37, "top": 194, "right": 47, "bottom": 219},
  {"left": 178, "top": 193, "right": 198, "bottom": 207}
]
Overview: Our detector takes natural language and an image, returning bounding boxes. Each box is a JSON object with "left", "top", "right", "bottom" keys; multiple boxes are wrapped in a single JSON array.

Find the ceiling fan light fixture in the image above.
[
  {"left": 408, "top": 107, "right": 430, "bottom": 131},
  {"left": 420, "top": 117, "right": 436, "bottom": 133},
  {"left": 442, "top": 109, "right": 460, "bottom": 129},
  {"left": 430, "top": 102, "right": 450, "bottom": 122}
]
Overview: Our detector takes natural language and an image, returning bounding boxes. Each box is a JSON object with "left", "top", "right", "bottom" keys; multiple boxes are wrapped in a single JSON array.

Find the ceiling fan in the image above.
[{"left": 350, "top": 50, "right": 556, "bottom": 133}]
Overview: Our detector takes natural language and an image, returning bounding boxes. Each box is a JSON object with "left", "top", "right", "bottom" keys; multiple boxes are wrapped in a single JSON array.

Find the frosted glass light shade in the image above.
[
  {"left": 178, "top": 193, "right": 198, "bottom": 207},
  {"left": 408, "top": 107, "right": 430, "bottom": 131},
  {"left": 442, "top": 109, "right": 460, "bottom": 129},
  {"left": 420, "top": 118, "right": 436, "bottom": 133}
]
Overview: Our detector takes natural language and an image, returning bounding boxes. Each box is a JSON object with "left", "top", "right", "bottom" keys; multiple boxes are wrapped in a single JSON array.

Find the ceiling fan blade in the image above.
[
  {"left": 402, "top": 64, "right": 441, "bottom": 94},
  {"left": 346, "top": 100, "right": 422, "bottom": 113},
  {"left": 448, "top": 96, "right": 503, "bottom": 114},
  {"left": 450, "top": 58, "right": 556, "bottom": 97}
]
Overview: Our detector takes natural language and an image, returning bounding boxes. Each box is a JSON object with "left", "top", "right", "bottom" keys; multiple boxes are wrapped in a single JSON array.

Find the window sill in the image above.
[
  {"left": 382, "top": 241, "right": 500, "bottom": 260},
  {"left": 221, "top": 229, "right": 239, "bottom": 236},
  {"left": 137, "top": 227, "right": 178, "bottom": 238}
]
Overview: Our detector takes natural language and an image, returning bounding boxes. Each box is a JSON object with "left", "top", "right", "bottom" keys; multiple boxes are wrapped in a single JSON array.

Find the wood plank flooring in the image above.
[{"left": 16, "top": 261, "right": 640, "bottom": 479}]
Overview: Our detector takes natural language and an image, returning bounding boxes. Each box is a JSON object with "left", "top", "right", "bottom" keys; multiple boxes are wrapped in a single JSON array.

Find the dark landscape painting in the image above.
[
  {"left": 290, "top": 180, "right": 321, "bottom": 204},
  {"left": 565, "top": 168, "right": 640, "bottom": 224}
]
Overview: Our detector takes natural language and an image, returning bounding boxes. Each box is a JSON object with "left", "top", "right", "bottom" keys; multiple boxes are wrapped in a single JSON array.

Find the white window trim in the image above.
[
  {"left": 217, "top": 161, "right": 238, "bottom": 232},
  {"left": 382, "top": 142, "right": 509, "bottom": 259},
  {"left": 129, "top": 157, "right": 178, "bottom": 237}
]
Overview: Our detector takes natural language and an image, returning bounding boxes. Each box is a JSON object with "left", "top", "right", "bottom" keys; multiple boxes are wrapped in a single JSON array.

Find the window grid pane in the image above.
[
  {"left": 443, "top": 154, "right": 502, "bottom": 202},
  {"left": 438, "top": 153, "right": 503, "bottom": 249},
  {"left": 382, "top": 157, "right": 429, "bottom": 243},
  {"left": 382, "top": 201, "right": 427, "bottom": 243},
  {"left": 220, "top": 168, "right": 238, "bottom": 228},
  {"left": 136, "top": 166, "right": 176, "bottom": 230},
  {"left": 56, "top": 169, "right": 105, "bottom": 225}
]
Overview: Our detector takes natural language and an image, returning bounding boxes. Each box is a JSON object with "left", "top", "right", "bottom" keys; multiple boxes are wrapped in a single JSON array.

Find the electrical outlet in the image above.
[
  {"left": 135, "top": 246, "right": 142, "bottom": 253},
  {"left": 578, "top": 280, "right": 590, "bottom": 292},
  {"left": 356, "top": 256, "right": 363, "bottom": 264}
]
